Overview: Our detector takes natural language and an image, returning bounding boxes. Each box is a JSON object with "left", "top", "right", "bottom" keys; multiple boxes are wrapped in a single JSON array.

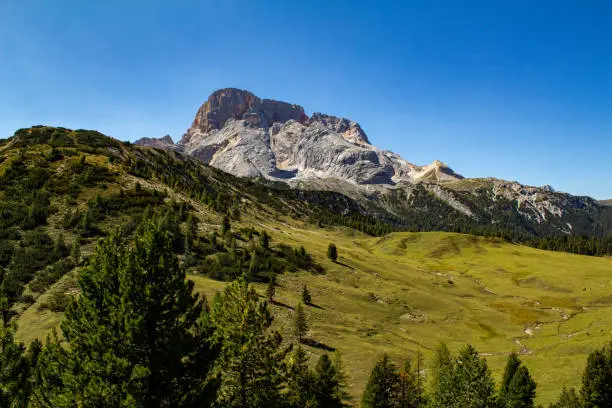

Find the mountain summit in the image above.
[{"left": 138, "top": 88, "right": 462, "bottom": 185}]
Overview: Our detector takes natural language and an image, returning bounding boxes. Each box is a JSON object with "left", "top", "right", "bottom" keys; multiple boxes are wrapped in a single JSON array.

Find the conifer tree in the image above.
[
  {"left": 505, "top": 365, "right": 536, "bottom": 408},
  {"left": 397, "top": 360, "right": 422, "bottom": 408},
  {"left": 70, "top": 239, "right": 80, "bottom": 265},
  {"left": 285, "top": 345, "right": 317, "bottom": 407},
  {"left": 500, "top": 352, "right": 521, "bottom": 401},
  {"left": 267, "top": 278, "right": 276, "bottom": 304},
  {"left": 294, "top": 302, "right": 308, "bottom": 343},
  {"left": 361, "top": 354, "right": 399, "bottom": 408},
  {"left": 428, "top": 342, "right": 455, "bottom": 407},
  {"left": 34, "top": 222, "right": 217, "bottom": 407},
  {"left": 327, "top": 243, "right": 338, "bottom": 262},
  {"left": 550, "top": 387, "right": 580, "bottom": 408},
  {"left": 580, "top": 341, "right": 612, "bottom": 408},
  {"left": 499, "top": 353, "right": 536, "bottom": 408},
  {"left": 221, "top": 215, "right": 231, "bottom": 235},
  {"left": 302, "top": 284, "right": 312, "bottom": 304},
  {"left": 314, "top": 353, "right": 346, "bottom": 408},
  {"left": 260, "top": 231, "right": 270, "bottom": 251},
  {"left": 452, "top": 344, "right": 496, "bottom": 408},
  {"left": 210, "top": 278, "right": 286, "bottom": 408},
  {"left": 0, "top": 313, "right": 32, "bottom": 406}
]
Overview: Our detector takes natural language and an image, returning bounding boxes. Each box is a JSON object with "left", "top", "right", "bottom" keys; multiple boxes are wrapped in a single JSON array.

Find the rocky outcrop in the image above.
[
  {"left": 176, "top": 88, "right": 462, "bottom": 185},
  {"left": 134, "top": 135, "right": 177, "bottom": 150}
]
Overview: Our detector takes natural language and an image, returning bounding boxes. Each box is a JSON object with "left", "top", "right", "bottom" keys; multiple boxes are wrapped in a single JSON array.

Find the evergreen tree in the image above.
[
  {"left": 327, "top": 243, "right": 338, "bottom": 262},
  {"left": 0, "top": 314, "right": 32, "bottom": 407},
  {"left": 302, "top": 285, "right": 312, "bottom": 304},
  {"left": 267, "top": 279, "right": 276, "bottom": 304},
  {"left": 500, "top": 352, "right": 521, "bottom": 401},
  {"left": 361, "top": 354, "right": 399, "bottom": 408},
  {"left": 499, "top": 353, "right": 536, "bottom": 408},
  {"left": 210, "top": 278, "right": 286, "bottom": 408},
  {"left": 221, "top": 215, "right": 231, "bottom": 235},
  {"left": 260, "top": 231, "right": 270, "bottom": 251},
  {"left": 428, "top": 343, "right": 455, "bottom": 407},
  {"left": 505, "top": 365, "right": 536, "bottom": 408},
  {"left": 580, "top": 341, "right": 612, "bottom": 408},
  {"left": 550, "top": 387, "right": 581, "bottom": 408},
  {"left": 294, "top": 302, "right": 308, "bottom": 343},
  {"left": 314, "top": 353, "right": 346, "bottom": 408},
  {"left": 397, "top": 360, "right": 422, "bottom": 408},
  {"left": 70, "top": 240, "right": 80, "bottom": 265},
  {"left": 184, "top": 214, "right": 198, "bottom": 253},
  {"left": 285, "top": 345, "right": 317, "bottom": 407},
  {"left": 452, "top": 344, "right": 496, "bottom": 408},
  {"left": 34, "top": 222, "right": 217, "bottom": 407}
]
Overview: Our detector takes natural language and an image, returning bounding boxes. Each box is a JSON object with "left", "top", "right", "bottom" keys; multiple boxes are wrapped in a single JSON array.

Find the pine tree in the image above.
[
  {"left": 221, "top": 215, "right": 231, "bottom": 235},
  {"left": 285, "top": 345, "right": 317, "bottom": 407},
  {"left": 580, "top": 341, "right": 612, "bottom": 408},
  {"left": 361, "top": 354, "right": 400, "bottom": 408},
  {"left": 294, "top": 302, "right": 308, "bottom": 343},
  {"left": 70, "top": 240, "right": 80, "bottom": 265},
  {"left": 210, "top": 278, "right": 286, "bottom": 408},
  {"left": 260, "top": 231, "right": 270, "bottom": 251},
  {"left": 500, "top": 352, "right": 521, "bottom": 402},
  {"left": 505, "top": 365, "right": 536, "bottom": 408},
  {"left": 314, "top": 353, "right": 346, "bottom": 408},
  {"left": 429, "top": 342, "right": 455, "bottom": 407},
  {"left": 499, "top": 353, "right": 536, "bottom": 408},
  {"left": 184, "top": 213, "right": 198, "bottom": 253},
  {"left": 302, "top": 285, "right": 312, "bottom": 304},
  {"left": 267, "top": 278, "right": 276, "bottom": 304},
  {"left": 550, "top": 387, "right": 580, "bottom": 408},
  {"left": 397, "top": 360, "right": 422, "bottom": 408},
  {"left": 34, "top": 222, "right": 218, "bottom": 407},
  {"left": 0, "top": 313, "right": 32, "bottom": 406},
  {"left": 327, "top": 243, "right": 338, "bottom": 262},
  {"left": 452, "top": 344, "right": 496, "bottom": 408}
]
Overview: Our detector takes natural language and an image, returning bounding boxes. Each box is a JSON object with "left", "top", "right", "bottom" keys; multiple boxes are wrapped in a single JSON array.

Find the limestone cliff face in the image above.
[{"left": 169, "top": 88, "right": 462, "bottom": 184}]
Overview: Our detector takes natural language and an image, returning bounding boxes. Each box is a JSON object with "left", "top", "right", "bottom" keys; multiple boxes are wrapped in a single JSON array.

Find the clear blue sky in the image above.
[{"left": 1, "top": 1, "right": 611, "bottom": 199}]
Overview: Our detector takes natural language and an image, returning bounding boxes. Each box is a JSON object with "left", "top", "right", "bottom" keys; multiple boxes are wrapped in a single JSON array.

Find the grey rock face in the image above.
[{"left": 177, "top": 88, "right": 461, "bottom": 186}]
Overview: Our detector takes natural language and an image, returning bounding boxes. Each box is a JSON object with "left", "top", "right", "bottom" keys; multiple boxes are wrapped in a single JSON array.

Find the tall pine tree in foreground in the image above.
[
  {"left": 34, "top": 222, "right": 217, "bottom": 407},
  {"left": 452, "top": 344, "right": 496, "bottom": 408},
  {"left": 361, "top": 354, "right": 399, "bottom": 408},
  {"left": 580, "top": 341, "right": 612, "bottom": 408},
  {"left": 499, "top": 353, "right": 536, "bottom": 408},
  {"left": 285, "top": 345, "right": 317, "bottom": 407},
  {"left": 210, "top": 278, "right": 286, "bottom": 408},
  {"left": 0, "top": 311, "right": 36, "bottom": 407},
  {"left": 428, "top": 342, "right": 455, "bottom": 407}
]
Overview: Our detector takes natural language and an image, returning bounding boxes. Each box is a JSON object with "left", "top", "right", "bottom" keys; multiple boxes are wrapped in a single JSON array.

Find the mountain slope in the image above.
[
  {"left": 3, "top": 126, "right": 612, "bottom": 405},
  {"left": 136, "top": 88, "right": 612, "bottom": 240}
]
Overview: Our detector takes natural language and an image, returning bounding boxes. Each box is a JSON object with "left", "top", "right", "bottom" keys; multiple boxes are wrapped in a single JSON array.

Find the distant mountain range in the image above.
[{"left": 136, "top": 88, "right": 612, "bottom": 238}]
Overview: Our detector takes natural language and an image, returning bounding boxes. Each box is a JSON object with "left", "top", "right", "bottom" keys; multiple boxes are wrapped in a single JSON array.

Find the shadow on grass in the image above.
[
  {"left": 301, "top": 338, "right": 336, "bottom": 352},
  {"left": 306, "top": 302, "right": 324, "bottom": 310},
  {"left": 270, "top": 300, "right": 295, "bottom": 310}
]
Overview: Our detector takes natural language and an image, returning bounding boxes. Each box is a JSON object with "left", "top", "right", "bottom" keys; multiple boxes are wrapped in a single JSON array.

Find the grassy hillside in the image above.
[
  {"left": 18, "top": 225, "right": 612, "bottom": 405},
  {"left": 4, "top": 126, "right": 612, "bottom": 405}
]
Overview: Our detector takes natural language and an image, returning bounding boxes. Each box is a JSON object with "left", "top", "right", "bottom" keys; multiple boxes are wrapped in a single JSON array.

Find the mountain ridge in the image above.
[{"left": 132, "top": 89, "right": 612, "bottom": 238}]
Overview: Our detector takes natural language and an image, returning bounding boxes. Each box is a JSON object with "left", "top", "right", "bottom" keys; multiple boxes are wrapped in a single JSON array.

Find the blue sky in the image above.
[{"left": 1, "top": 1, "right": 611, "bottom": 199}]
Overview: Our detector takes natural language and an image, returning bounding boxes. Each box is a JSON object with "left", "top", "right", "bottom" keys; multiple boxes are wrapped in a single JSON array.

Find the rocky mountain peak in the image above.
[{"left": 188, "top": 88, "right": 307, "bottom": 134}]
